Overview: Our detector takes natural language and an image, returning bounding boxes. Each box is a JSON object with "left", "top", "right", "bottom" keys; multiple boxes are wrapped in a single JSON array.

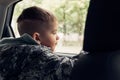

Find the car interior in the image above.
[
  {"left": 70, "top": 0, "right": 120, "bottom": 80},
  {"left": 0, "top": 0, "right": 89, "bottom": 57},
  {"left": 1, "top": 0, "right": 120, "bottom": 80},
  {"left": 0, "top": 0, "right": 20, "bottom": 39}
]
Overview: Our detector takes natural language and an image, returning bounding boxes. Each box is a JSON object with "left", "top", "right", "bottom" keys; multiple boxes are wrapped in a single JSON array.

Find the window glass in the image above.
[{"left": 11, "top": 0, "right": 90, "bottom": 54}]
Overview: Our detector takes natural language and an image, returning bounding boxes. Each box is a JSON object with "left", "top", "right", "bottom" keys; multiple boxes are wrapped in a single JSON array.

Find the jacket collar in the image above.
[{"left": 0, "top": 33, "right": 38, "bottom": 45}]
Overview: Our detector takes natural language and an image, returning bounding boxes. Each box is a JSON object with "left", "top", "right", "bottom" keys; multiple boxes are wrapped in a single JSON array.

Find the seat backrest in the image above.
[
  {"left": 70, "top": 51, "right": 120, "bottom": 80},
  {"left": 70, "top": 0, "right": 120, "bottom": 79}
]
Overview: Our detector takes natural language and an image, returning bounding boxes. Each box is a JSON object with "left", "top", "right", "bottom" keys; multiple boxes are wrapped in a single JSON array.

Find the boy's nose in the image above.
[{"left": 56, "top": 35, "right": 59, "bottom": 40}]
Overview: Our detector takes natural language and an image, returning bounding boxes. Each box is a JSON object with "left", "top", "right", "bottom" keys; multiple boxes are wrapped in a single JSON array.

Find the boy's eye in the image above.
[
  {"left": 52, "top": 32, "right": 56, "bottom": 34},
  {"left": 52, "top": 31, "right": 57, "bottom": 34}
]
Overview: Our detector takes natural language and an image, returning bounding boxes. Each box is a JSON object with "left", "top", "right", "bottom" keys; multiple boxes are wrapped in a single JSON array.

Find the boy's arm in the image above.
[
  {"left": 54, "top": 56, "right": 78, "bottom": 80},
  {"left": 18, "top": 53, "right": 78, "bottom": 80}
]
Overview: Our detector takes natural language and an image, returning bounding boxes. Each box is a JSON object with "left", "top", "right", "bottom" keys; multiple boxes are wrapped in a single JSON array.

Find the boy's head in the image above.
[{"left": 17, "top": 6, "right": 59, "bottom": 51}]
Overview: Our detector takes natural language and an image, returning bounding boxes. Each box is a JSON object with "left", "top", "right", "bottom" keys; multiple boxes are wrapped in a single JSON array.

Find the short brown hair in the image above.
[{"left": 17, "top": 6, "right": 57, "bottom": 36}]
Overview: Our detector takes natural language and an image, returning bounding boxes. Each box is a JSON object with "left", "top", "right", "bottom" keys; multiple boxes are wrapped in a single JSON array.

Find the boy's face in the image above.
[{"left": 38, "top": 22, "right": 59, "bottom": 52}]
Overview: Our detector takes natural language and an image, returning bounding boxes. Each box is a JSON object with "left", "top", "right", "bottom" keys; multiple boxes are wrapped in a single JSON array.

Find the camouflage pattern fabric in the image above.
[{"left": 0, "top": 34, "right": 77, "bottom": 80}]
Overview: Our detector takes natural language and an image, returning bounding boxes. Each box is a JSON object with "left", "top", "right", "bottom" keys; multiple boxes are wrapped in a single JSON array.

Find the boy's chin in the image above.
[
  {"left": 51, "top": 48, "right": 55, "bottom": 52},
  {"left": 51, "top": 47, "right": 56, "bottom": 53},
  {"left": 55, "top": 42, "right": 58, "bottom": 45}
]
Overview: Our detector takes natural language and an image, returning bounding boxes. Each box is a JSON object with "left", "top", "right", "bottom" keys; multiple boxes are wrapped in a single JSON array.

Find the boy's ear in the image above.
[{"left": 32, "top": 32, "right": 41, "bottom": 44}]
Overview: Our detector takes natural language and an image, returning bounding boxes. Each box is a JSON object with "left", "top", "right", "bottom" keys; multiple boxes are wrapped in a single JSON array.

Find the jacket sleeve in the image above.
[
  {"left": 17, "top": 45, "right": 78, "bottom": 80},
  {"left": 54, "top": 56, "right": 77, "bottom": 80},
  {"left": 18, "top": 55, "right": 77, "bottom": 80}
]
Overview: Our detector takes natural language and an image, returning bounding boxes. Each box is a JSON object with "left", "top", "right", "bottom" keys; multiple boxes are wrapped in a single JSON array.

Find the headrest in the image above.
[{"left": 83, "top": 0, "right": 120, "bottom": 53}]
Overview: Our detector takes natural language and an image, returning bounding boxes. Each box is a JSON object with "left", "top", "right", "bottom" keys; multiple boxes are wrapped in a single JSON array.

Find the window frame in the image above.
[{"left": 1, "top": 0, "right": 21, "bottom": 38}]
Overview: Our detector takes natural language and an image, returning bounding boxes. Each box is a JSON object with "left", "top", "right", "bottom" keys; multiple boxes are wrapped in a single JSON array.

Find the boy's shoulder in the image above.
[
  {"left": 0, "top": 44, "right": 56, "bottom": 61},
  {"left": 0, "top": 44, "right": 76, "bottom": 80}
]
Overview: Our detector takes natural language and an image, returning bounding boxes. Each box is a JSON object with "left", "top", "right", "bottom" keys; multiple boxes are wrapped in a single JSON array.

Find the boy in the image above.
[
  {"left": 17, "top": 6, "right": 59, "bottom": 52},
  {"left": 0, "top": 6, "right": 77, "bottom": 80}
]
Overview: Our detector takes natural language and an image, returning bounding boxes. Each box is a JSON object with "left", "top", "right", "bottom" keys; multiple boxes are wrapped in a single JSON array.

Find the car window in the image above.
[{"left": 11, "top": 0, "right": 90, "bottom": 54}]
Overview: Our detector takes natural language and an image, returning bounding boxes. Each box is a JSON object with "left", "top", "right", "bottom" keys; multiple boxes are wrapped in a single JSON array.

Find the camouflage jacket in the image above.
[{"left": 0, "top": 34, "right": 78, "bottom": 80}]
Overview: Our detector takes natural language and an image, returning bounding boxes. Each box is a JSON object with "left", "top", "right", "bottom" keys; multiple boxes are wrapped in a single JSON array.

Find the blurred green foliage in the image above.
[
  {"left": 13, "top": 0, "right": 90, "bottom": 36},
  {"left": 54, "top": 0, "right": 89, "bottom": 35}
]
